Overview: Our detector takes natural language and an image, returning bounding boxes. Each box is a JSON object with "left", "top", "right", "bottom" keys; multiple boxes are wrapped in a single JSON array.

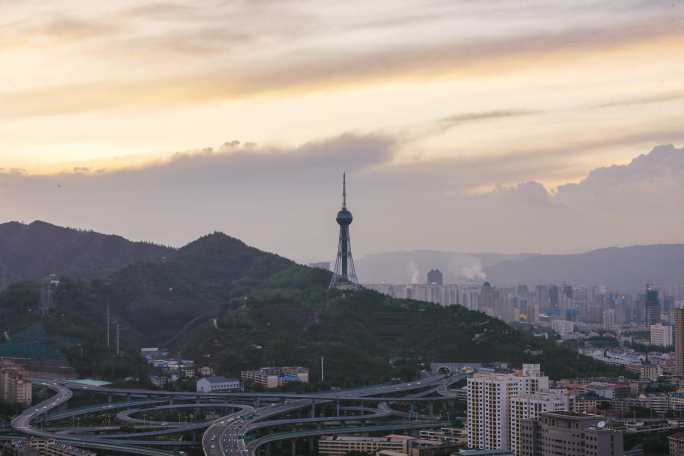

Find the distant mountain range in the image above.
[
  {"left": 485, "top": 245, "right": 684, "bottom": 293},
  {"left": 357, "top": 246, "right": 684, "bottom": 293},
  {"left": 0, "top": 221, "right": 173, "bottom": 286},
  {"left": 0, "top": 220, "right": 622, "bottom": 382}
]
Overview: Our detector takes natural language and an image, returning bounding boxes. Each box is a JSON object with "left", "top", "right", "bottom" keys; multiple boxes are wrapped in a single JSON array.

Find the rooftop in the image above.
[{"left": 201, "top": 376, "right": 240, "bottom": 383}]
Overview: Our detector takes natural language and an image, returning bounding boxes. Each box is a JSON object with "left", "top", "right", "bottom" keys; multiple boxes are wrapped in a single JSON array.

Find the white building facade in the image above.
[
  {"left": 467, "top": 364, "right": 558, "bottom": 452},
  {"left": 650, "top": 324, "right": 673, "bottom": 347}
]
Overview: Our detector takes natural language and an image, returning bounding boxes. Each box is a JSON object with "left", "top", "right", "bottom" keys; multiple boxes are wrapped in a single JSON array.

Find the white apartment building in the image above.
[
  {"left": 459, "top": 284, "right": 482, "bottom": 311},
  {"left": 603, "top": 309, "right": 616, "bottom": 330},
  {"left": 650, "top": 323, "right": 673, "bottom": 347},
  {"left": 551, "top": 320, "right": 574, "bottom": 338},
  {"left": 467, "top": 373, "right": 520, "bottom": 450},
  {"left": 509, "top": 390, "right": 569, "bottom": 456},
  {"left": 467, "top": 364, "right": 551, "bottom": 451}
]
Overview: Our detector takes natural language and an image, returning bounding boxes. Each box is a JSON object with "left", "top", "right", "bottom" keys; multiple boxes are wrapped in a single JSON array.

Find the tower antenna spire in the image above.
[{"left": 342, "top": 173, "right": 347, "bottom": 209}]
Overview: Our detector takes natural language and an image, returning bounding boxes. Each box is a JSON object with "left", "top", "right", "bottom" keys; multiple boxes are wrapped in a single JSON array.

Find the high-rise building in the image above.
[
  {"left": 520, "top": 412, "right": 623, "bottom": 456},
  {"left": 650, "top": 323, "right": 673, "bottom": 347},
  {"left": 676, "top": 308, "right": 684, "bottom": 376},
  {"left": 479, "top": 282, "right": 497, "bottom": 317},
  {"left": 510, "top": 390, "right": 568, "bottom": 456},
  {"left": 467, "top": 372, "right": 520, "bottom": 450},
  {"left": 427, "top": 269, "right": 444, "bottom": 286},
  {"left": 646, "top": 285, "right": 660, "bottom": 325},
  {"left": 602, "top": 309, "right": 616, "bottom": 330},
  {"left": 329, "top": 174, "right": 359, "bottom": 289},
  {"left": 467, "top": 364, "right": 549, "bottom": 451},
  {"left": 0, "top": 360, "right": 32, "bottom": 406}
]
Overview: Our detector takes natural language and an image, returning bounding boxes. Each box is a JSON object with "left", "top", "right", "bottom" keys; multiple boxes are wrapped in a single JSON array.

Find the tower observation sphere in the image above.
[{"left": 329, "top": 173, "right": 360, "bottom": 289}]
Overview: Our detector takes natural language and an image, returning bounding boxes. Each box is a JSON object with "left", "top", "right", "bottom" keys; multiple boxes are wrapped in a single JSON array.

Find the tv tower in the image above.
[{"left": 330, "top": 173, "right": 359, "bottom": 289}]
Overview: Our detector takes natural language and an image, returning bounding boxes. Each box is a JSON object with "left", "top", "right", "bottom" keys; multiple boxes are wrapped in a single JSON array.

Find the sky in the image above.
[{"left": 1, "top": 0, "right": 683, "bottom": 261}]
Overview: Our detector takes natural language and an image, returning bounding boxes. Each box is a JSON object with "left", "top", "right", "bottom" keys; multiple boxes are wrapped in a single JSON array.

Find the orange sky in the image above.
[{"left": 1, "top": 0, "right": 683, "bottom": 192}]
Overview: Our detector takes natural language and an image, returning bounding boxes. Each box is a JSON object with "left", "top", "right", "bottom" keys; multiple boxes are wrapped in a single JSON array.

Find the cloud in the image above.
[
  {"left": 1, "top": 4, "right": 681, "bottom": 120},
  {"left": 0, "top": 14, "right": 122, "bottom": 50},
  {"left": 1, "top": 130, "right": 683, "bottom": 260},
  {"left": 593, "top": 91, "right": 684, "bottom": 109},
  {"left": 434, "top": 110, "right": 536, "bottom": 133}
]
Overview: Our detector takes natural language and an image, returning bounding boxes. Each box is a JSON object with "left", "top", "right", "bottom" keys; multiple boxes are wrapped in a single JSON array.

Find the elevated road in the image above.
[
  {"left": 10, "top": 374, "right": 466, "bottom": 456},
  {"left": 203, "top": 374, "right": 466, "bottom": 456}
]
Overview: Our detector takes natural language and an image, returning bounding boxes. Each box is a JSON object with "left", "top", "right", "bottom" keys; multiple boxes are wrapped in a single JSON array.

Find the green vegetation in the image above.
[
  {"left": 625, "top": 341, "right": 673, "bottom": 353},
  {"left": 584, "top": 335, "right": 620, "bottom": 348},
  {"left": 0, "top": 400, "right": 24, "bottom": 422}
]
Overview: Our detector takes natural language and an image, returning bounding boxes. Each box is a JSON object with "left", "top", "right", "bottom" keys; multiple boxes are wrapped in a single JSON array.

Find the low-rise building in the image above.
[
  {"left": 196, "top": 376, "right": 242, "bottom": 393},
  {"left": 3, "top": 439, "right": 96, "bottom": 456},
  {"left": 318, "top": 435, "right": 413, "bottom": 456},
  {"left": 520, "top": 412, "right": 624, "bottom": 456},
  {"left": 639, "top": 363, "right": 663, "bottom": 382},
  {"left": 418, "top": 427, "right": 465, "bottom": 445},
  {"left": 241, "top": 366, "right": 309, "bottom": 389},
  {"left": 198, "top": 366, "right": 214, "bottom": 377}
]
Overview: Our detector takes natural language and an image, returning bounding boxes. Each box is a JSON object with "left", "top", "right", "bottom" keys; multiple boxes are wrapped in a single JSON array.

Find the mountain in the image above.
[
  {"left": 0, "top": 221, "right": 174, "bottom": 286},
  {"left": 88, "top": 232, "right": 294, "bottom": 343},
  {"left": 484, "top": 245, "right": 684, "bottom": 292}
]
